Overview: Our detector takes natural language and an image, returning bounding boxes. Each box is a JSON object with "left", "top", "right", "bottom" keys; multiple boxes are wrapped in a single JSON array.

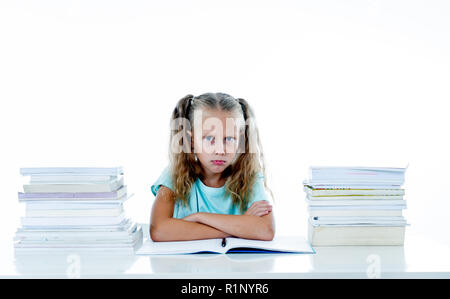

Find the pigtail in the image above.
[
  {"left": 169, "top": 94, "right": 195, "bottom": 156},
  {"left": 171, "top": 94, "right": 194, "bottom": 120},
  {"left": 236, "top": 98, "right": 250, "bottom": 119},
  {"left": 168, "top": 94, "right": 200, "bottom": 205},
  {"left": 228, "top": 98, "right": 275, "bottom": 211},
  {"left": 236, "top": 98, "right": 256, "bottom": 154}
]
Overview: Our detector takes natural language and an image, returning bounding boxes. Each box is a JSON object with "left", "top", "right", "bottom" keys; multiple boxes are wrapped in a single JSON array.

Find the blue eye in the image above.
[
  {"left": 204, "top": 136, "right": 214, "bottom": 142},
  {"left": 225, "top": 137, "right": 235, "bottom": 143}
]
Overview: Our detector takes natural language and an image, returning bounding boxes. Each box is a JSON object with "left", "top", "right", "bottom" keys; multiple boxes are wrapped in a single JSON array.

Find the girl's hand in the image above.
[{"left": 244, "top": 200, "right": 272, "bottom": 217}]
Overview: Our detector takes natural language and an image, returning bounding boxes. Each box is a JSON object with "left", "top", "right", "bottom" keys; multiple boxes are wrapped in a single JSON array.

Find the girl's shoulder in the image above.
[
  {"left": 249, "top": 171, "right": 273, "bottom": 205},
  {"left": 151, "top": 165, "right": 174, "bottom": 196}
]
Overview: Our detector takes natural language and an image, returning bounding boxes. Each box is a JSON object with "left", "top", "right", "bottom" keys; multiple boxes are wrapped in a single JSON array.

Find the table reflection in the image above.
[
  {"left": 310, "top": 245, "right": 406, "bottom": 275},
  {"left": 14, "top": 249, "right": 137, "bottom": 278},
  {"left": 149, "top": 253, "right": 277, "bottom": 274}
]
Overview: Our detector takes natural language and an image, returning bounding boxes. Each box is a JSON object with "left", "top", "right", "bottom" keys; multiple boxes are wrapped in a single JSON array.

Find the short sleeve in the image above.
[
  {"left": 245, "top": 172, "right": 273, "bottom": 210},
  {"left": 150, "top": 166, "right": 174, "bottom": 196}
]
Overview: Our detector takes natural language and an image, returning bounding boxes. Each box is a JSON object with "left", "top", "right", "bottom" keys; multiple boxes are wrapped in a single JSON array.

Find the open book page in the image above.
[
  {"left": 225, "top": 236, "right": 315, "bottom": 253},
  {"left": 136, "top": 236, "right": 315, "bottom": 255},
  {"left": 136, "top": 238, "right": 225, "bottom": 255},
  {"left": 136, "top": 224, "right": 315, "bottom": 255}
]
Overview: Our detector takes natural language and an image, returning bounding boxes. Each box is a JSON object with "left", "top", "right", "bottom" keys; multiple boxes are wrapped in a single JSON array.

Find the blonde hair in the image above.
[{"left": 168, "top": 92, "right": 274, "bottom": 212}]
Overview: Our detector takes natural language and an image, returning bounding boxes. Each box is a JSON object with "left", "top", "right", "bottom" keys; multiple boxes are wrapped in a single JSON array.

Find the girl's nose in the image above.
[{"left": 214, "top": 139, "right": 226, "bottom": 154}]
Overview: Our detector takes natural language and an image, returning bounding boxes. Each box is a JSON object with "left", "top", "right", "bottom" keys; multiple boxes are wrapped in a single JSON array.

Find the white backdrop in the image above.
[{"left": 1, "top": 1, "right": 449, "bottom": 257}]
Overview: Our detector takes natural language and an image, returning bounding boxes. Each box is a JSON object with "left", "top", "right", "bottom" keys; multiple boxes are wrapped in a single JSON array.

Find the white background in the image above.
[{"left": 1, "top": 0, "right": 449, "bottom": 261}]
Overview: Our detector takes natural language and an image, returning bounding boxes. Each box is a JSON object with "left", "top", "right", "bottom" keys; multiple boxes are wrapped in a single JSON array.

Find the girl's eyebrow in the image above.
[
  {"left": 202, "top": 130, "right": 214, "bottom": 136},
  {"left": 201, "top": 127, "right": 238, "bottom": 136}
]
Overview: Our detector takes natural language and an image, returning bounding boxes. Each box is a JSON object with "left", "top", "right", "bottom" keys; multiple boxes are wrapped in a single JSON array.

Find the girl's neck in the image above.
[{"left": 199, "top": 169, "right": 226, "bottom": 188}]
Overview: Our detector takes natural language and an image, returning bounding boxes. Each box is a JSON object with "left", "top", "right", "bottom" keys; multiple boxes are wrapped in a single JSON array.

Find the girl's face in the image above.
[{"left": 190, "top": 108, "right": 244, "bottom": 175}]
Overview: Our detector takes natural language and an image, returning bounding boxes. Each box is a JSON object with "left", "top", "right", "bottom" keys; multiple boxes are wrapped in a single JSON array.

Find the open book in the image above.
[{"left": 136, "top": 236, "right": 315, "bottom": 255}]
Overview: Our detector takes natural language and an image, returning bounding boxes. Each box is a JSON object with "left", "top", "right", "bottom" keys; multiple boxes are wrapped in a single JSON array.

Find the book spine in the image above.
[
  {"left": 20, "top": 167, "right": 124, "bottom": 176},
  {"left": 307, "top": 195, "right": 403, "bottom": 200},
  {"left": 19, "top": 186, "right": 126, "bottom": 198}
]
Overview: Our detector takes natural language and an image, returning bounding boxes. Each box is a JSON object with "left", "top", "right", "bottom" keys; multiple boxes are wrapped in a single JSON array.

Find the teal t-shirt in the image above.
[{"left": 150, "top": 166, "right": 272, "bottom": 219}]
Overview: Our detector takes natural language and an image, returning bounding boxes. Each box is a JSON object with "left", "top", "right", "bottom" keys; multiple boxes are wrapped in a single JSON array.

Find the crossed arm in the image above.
[{"left": 150, "top": 186, "right": 275, "bottom": 242}]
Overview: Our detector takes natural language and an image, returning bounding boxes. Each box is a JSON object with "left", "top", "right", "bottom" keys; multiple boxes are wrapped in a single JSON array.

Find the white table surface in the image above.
[{"left": 1, "top": 231, "right": 449, "bottom": 278}]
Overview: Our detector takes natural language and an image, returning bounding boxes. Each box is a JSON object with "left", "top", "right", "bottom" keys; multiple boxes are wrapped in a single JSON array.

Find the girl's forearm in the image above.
[
  {"left": 150, "top": 218, "right": 230, "bottom": 242},
  {"left": 194, "top": 213, "right": 274, "bottom": 241}
]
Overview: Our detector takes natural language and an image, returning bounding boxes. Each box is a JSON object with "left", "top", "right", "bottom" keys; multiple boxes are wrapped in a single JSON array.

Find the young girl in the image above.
[{"left": 150, "top": 92, "right": 275, "bottom": 242}]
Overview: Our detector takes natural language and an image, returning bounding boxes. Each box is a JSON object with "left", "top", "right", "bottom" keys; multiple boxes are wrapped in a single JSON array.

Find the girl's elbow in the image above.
[
  {"left": 150, "top": 224, "right": 164, "bottom": 242},
  {"left": 264, "top": 226, "right": 275, "bottom": 241},
  {"left": 258, "top": 224, "right": 275, "bottom": 241},
  {"left": 150, "top": 220, "right": 178, "bottom": 242}
]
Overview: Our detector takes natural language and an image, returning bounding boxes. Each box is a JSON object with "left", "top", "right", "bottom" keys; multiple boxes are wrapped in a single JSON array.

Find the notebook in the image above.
[{"left": 136, "top": 235, "right": 315, "bottom": 255}]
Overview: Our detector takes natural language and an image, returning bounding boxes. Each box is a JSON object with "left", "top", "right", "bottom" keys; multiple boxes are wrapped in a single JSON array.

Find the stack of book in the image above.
[
  {"left": 304, "top": 166, "right": 408, "bottom": 246},
  {"left": 14, "top": 167, "right": 143, "bottom": 254}
]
